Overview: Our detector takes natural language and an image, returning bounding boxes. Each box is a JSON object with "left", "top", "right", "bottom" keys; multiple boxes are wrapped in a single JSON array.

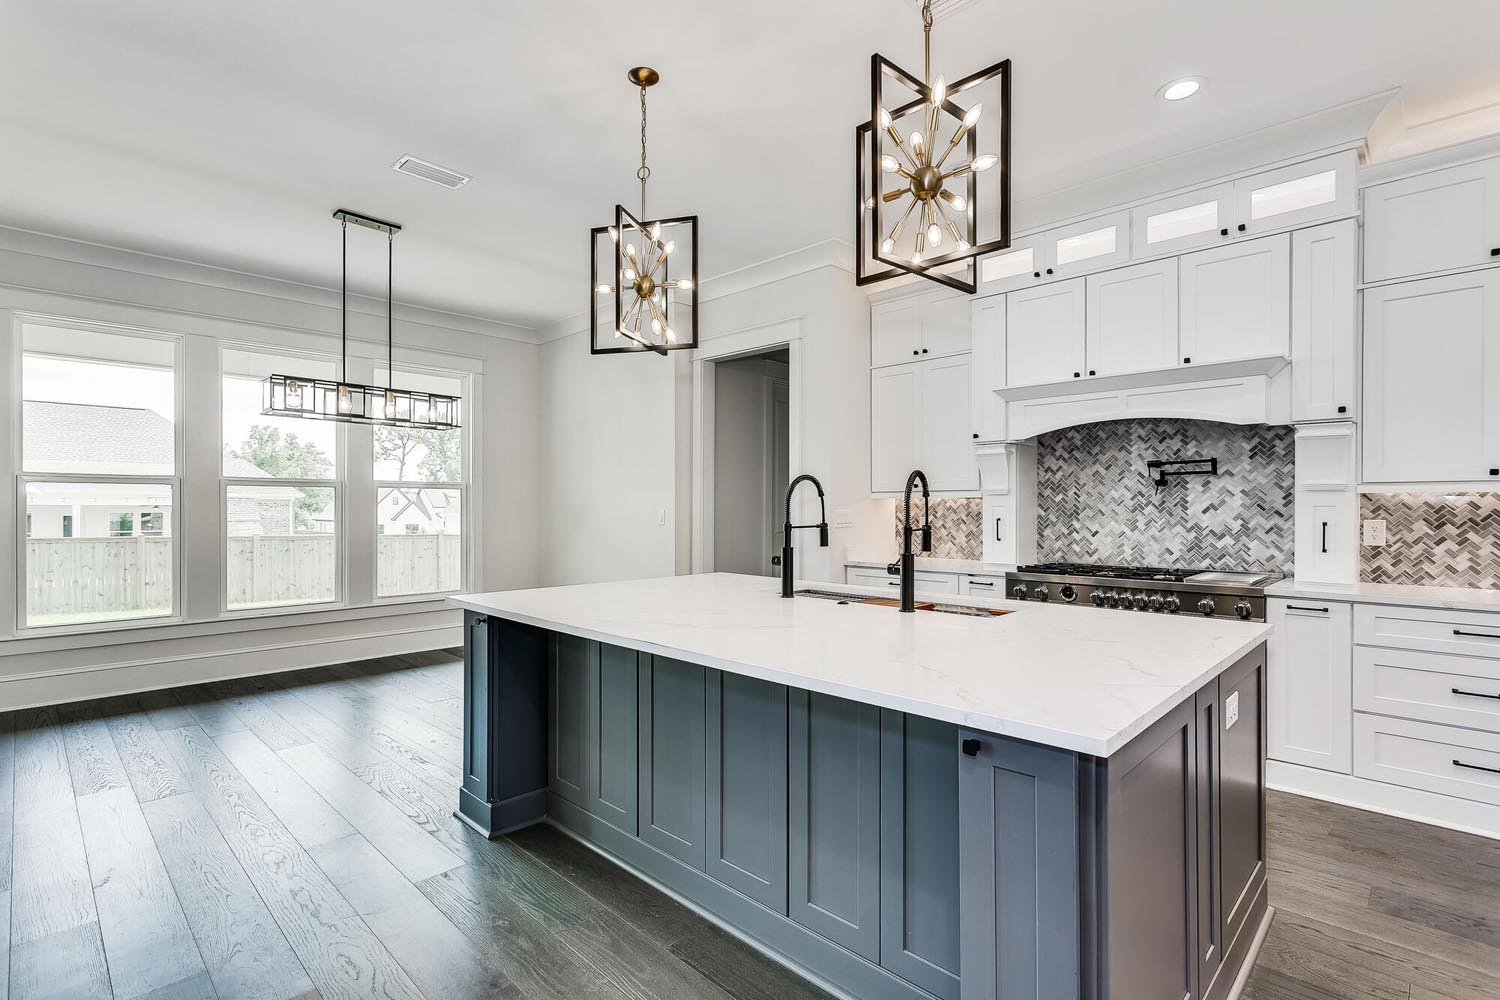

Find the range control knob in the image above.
[
  {"left": 1197, "top": 597, "right": 1217, "bottom": 617},
  {"left": 1060, "top": 584, "right": 1078, "bottom": 603},
  {"left": 1132, "top": 592, "right": 1149, "bottom": 611},
  {"left": 1148, "top": 594, "right": 1164, "bottom": 612},
  {"left": 1234, "top": 600, "right": 1254, "bottom": 620},
  {"left": 1011, "top": 584, "right": 1029, "bottom": 600},
  {"left": 1163, "top": 595, "right": 1181, "bottom": 613},
  {"left": 1090, "top": 590, "right": 1106, "bottom": 607},
  {"left": 1103, "top": 590, "right": 1121, "bottom": 608},
  {"left": 1031, "top": 585, "right": 1050, "bottom": 601}
]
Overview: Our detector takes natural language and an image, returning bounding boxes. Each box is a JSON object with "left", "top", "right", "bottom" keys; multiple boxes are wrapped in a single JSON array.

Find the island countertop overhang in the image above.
[{"left": 449, "top": 572, "right": 1271, "bottom": 757}]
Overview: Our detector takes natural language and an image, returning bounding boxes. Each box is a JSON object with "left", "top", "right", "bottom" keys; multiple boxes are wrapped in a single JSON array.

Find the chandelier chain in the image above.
[
  {"left": 922, "top": 1, "right": 933, "bottom": 84},
  {"left": 638, "top": 84, "right": 651, "bottom": 219}
]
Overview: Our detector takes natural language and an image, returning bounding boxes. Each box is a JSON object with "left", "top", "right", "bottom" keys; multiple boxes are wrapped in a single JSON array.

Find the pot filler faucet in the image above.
[
  {"left": 887, "top": 470, "right": 932, "bottom": 613},
  {"left": 781, "top": 474, "right": 829, "bottom": 598}
]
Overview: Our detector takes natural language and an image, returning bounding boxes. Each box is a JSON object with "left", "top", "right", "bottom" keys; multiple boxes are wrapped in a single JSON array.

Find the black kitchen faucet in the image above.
[
  {"left": 780, "top": 474, "right": 829, "bottom": 598},
  {"left": 887, "top": 470, "right": 932, "bottom": 613}
]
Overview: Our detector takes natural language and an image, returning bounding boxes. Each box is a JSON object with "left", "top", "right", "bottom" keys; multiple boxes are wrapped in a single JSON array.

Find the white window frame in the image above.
[
  {"left": 13, "top": 315, "right": 186, "bottom": 635},
  {"left": 218, "top": 341, "right": 346, "bottom": 617},
  {"left": 371, "top": 364, "right": 471, "bottom": 604}
]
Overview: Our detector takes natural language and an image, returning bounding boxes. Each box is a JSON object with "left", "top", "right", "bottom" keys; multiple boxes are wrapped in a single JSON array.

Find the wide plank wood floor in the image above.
[{"left": 1, "top": 650, "right": 1497, "bottom": 999}]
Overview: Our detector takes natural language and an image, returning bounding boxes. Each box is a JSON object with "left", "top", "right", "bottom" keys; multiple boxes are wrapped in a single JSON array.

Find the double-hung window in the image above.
[
  {"left": 373, "top": 367, "right": 466, "bottom": 597},
  {"left": 221, "top": 347, "right": 340, "bottom": 611},
  {"left": 19, "top": 321, "right": 181, "bottom": 629}
]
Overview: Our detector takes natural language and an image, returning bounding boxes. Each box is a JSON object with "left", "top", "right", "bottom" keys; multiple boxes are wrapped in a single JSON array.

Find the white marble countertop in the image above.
[
  {"left": 450, "top": 573, "right": 1271, "bottom": 758},
  {"left": 844, "top": 557, "right": 1015, "bottom": 575},
  {"left": 1267, "top": 578, "right": 1500, "bottom": 612}
]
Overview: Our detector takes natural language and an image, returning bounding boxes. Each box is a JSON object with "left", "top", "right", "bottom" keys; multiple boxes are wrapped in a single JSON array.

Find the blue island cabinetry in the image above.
[{"left": 460, "top": 611, "right": 1268, "bottom": 1000}]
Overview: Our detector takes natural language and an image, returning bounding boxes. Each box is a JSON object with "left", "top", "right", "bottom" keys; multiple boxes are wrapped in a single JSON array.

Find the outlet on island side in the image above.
[
  {"left": 1362, "top": 519, "right": 1387, "bottom": 546},
  {"left": 1225, "top": 690, "right": 1240, "bottom": 731}
]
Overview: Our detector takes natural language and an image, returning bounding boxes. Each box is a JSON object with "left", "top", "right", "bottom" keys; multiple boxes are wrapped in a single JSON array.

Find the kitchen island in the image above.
[{"left": 450, "top": 572, "right": 1273, "bottom": 1000}]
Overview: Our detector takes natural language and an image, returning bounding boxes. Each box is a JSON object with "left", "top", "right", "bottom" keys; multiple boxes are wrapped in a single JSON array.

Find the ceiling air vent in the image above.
[
  {"left": 906, "top": 0, "right": 982, "bottom": 22},
  {"left": 392, "top": 154, "right": 471, "bottom": 190}
]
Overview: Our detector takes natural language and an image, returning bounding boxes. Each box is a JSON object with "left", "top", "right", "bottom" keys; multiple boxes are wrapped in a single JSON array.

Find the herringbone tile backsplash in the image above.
[
  {"left": 891, "top": 497, "right": 983, "bottom": 560},
  {"left": 1036, "top": 418, "right": 1295, "bottom": 574},
  {"left": 1361, "top": 492, "right": 1500, "bottom": 589}
]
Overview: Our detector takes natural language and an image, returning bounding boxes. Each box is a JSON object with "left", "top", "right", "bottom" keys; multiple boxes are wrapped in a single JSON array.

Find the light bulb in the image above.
[
  {"left": 878, "top": 105, "right": 891, "bottom": 129},
  {"left": 910, "top": 131, "right": 925, "bottom": 156},
  {"left": 624, "top": 243, "right": 636, "bottom": 257},
  {"left": 880, "top": 154, "right": 900, "bottom": 173},
  {"left": 927, "top": 224, "right": 943, "bottom": 247},
  {"left": 336, "top": 385, "right": 351, "bottom": 414},
  {"left": 595, "top": 283, "right": 612, "bottom": 295},
  {"left": 931, "top": 75, "right": 946, "bottom": 107},
  {"left": 653, "top": 291, "right": 663, "bottom": 305},
  {"left": 651, "top": 222, "right": 662, "bottom": 239},
  {"left": 972, "top": 154, "right": 999, "bottom": 172},
  {"left": 677, "top": 278, "right": 693, "bottom": 291},
  {"left": 651, "top": 318, "right": 662, "bottom": 335},
  {"left": 285, "top": 380, "right": 302, "bottom": 408},
  {"left": 964, "top": 103, "right": 983, "bottom": 128},
  {"left": 664, "top": 326, "right": 676, "bottom": 343},
  {"left": 623, "top": 268, "right": 636, "bottom": 281},
  {"left": 880, "top": 237, "right": 895, "bottom": 254},
  {"left": 663, "top": 240, "right": 676, "bottom": 256},
  {"left": 951, "top": 194, "right": 967, "bottom": 211},
  {"left": 910, "top": 250, "right": 924, "bottom": 265},
  {"left": 608, "top": 227, "right": 619, "bottom": 243},
  {"left": 958, "top": 240, "right": 971, "bottom": 252},
  {"left": 383, "top": 391, "right": 396, "bottom": 419}
]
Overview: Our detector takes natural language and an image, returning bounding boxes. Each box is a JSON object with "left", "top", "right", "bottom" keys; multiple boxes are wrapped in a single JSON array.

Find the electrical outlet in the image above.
[
  {"left": 1225, "top": 691, "right": 1240, "bottom": 731},
  {"left": 657, "top": 508, "right": 667, "bottom": 527},
  {"left": 1362, "top": 519, "right": 1387, "bottom": 546},
  {"left": 831, "top": 507, "right": 855, "bottom": 530}
]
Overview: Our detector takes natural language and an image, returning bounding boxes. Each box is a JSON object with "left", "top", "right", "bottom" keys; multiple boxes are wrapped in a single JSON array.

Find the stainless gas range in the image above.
[{"left": 1005, "top": 563, "right": 1281, "bottom": 622}]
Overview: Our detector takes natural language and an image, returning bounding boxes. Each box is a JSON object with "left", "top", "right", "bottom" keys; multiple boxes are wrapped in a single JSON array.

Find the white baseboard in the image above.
[{"left": 1268, "top": 758, "right": 1500, "bottom": 841}]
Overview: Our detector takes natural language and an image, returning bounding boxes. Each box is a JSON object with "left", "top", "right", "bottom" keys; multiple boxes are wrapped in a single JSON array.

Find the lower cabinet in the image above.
[
  {"left": 788, "top": 689, "right": 883, "bottom": 960},
  {"left": 549, "top": 632, "right": 592, "bottom": 809},
  {"left": 590, "top": 642, "right": 639, "bottom": 833},
  {"left": 638, "top": 654, "right": 708, "bottom": 869},
  {"left": 706, "top": 670, "right": 789, "bottom": 912},
  {"left": 1267, "top": 599, "right": 1353, "bottom": 773}
]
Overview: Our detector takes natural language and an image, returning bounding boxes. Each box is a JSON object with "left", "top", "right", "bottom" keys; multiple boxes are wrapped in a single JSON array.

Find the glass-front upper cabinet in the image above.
[
  {"left": 1233, "top": 152, "right": 1357, "bottom": 236},
  {"left": 976, "top": 233, "right": 1049, "bottom": 295},
  {"left": 1049, "top": 212, "right": 1131, "bottom": 276},
  {"left": 1131, "top": 184, "right": 1234, "bottom": 258}
]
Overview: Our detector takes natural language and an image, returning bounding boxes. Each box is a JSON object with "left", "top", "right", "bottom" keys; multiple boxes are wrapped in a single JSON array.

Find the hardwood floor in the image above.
[{"left": 0, "top": 651, "right": 1496, "bottom": 1000}]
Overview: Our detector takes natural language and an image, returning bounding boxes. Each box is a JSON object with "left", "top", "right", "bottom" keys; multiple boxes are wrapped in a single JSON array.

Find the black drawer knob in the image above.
[
  {"left": 1045, "top": 268, "right": 1054, "bottom": 275},
  {"left": 1073, "top": 371, "right": 1081, "bottom": 378},
  {"left": 913, "top": 349, "right": 919, "bottom": 355},
  {"left": 1492, "top": 248, "right": 1500, "bottom": 256},
  {"left": 1088, "top": 369, "right": 1096, "bottom": 376},
  {"left": 1237, "top": 223, "right": 1247, "bottom": 232},
  {"left": 1183, "top": 357, "right": 1192, "bottom": 364},
  {"left": 972, "top": 432, "right": 979, "bottom": 439},
  {"left": 1491, "top": 468, "right": 1499, "bottom": 476},
  {"left": 1033, "top": 271, "right": 1041, "bottom": 278},
  {"left": 1337, "top": 405, "right": 1347, "bottom": 413},
  {"left": 962, "top": 738, "right": 982, "bottom": 757},
  {"left": 1220, "top": 228, "right": 1229, "bottom": 237},
  {"left": 922, "top": 348, "right": 928, "bottom": 354}
]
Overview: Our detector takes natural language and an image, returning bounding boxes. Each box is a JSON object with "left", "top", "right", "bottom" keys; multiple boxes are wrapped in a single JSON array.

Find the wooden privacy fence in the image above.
[{"left": 25, "top": 534, "right": 462, "bottom": 617}]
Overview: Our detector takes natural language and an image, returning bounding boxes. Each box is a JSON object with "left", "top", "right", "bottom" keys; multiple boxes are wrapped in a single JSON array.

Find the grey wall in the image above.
[{"left": 1035, "top": 418, "right": 1294, "bottom": 574}]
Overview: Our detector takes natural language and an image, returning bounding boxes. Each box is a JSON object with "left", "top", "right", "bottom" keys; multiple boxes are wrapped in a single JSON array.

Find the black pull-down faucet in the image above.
[
  {"left": 887, "top": 470, "right": 932, "bottom": 613},
  {"left": 781, "top": 474, "right": 829, "bottom": 598}
]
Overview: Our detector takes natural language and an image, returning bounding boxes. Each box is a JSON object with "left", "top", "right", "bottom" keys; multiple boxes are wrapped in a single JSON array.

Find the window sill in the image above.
[{"left": 0, "top": 598, "right": 459, "bottom": 657}]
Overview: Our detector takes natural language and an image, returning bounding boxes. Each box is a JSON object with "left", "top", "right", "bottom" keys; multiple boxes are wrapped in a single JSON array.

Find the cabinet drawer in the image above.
[
  {"left": 959, "top": 574, "right": 1003, "bottom": 597},
  {"left": 1354, "top": 713, "right": 1500, "bottom": 807},
  {"left": 1355, "top": 645, "right": 1500, "bottom": 733},
  {"left": 1355, "top": 604, "right": 1500, "bottom": 658},
  {"left": 847, "top": 568, "right": 900, "bottom": 591},
  {"left": 845, "top": 568, "right": 959, "bottom": 596}
]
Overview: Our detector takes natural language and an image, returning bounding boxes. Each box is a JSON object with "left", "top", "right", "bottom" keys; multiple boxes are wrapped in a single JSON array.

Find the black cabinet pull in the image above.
[
  {"left": 1045, "top": 268, "right": 1054, "bottom": 275},
  {"left": 1287, "top": 605, "right": 1329, "bottom": 613},
  {"left": 995, "top": 517, "right": 1003, "bottom": 540},
  {"left": 1033, "top": 271, "right": 1041, "bottom": 278},
  {"left": 1073, "top": 371, "right": 1081, "bottom": 378},
  {"left": 1490, "top": 468, "right": 1499, "bottom": 476},
  {"left": 969, "top": 579, "right": 995, "bottom": 588},
  {"left": 1219, "top": 227, "right": 1229, "bottom": 236},
  {"left": 1088, "top": 369, "right": 1096, "bottom": 376},
  {"left": 1453, "top": 688, "right": 1500, "bottom": 700},
  {"left": 1321, "top": 521, "right": 1329, "bottom": 554},
  {"left": 1491, "top": 248, "right": 1500, "bottom": 256},
  {"left": 1454, "top": 629, "right": 1500, "bottom": 640},
  {"left": 922, "top": 348, "right": 929, "bottom": 354},
  {"left": 1454, "top": 759, "right": 1500, "bottom": 775},
  {"left": 1183, "top": 356, "right": 1192, "bottom": 364},
  {"left": 1337, "top": 405, "right": 1348, "bottom": 413},
  {"left": 913, "top": 349, "right": 919, "bottom": 355},
  {"left": 972, "top": 432, "right": 979, "bottom": 439},
  {"left": 1237, "top": 223, "right": 1247, "bottom": 232},
  {"left": 962, "top": 738, "right": 982, "bottom": 757}
]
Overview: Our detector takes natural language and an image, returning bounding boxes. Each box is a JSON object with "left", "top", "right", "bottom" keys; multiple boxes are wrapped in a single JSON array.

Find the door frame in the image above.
[{"left": 692, "top": 319, "right": 803, "bottom": 574}]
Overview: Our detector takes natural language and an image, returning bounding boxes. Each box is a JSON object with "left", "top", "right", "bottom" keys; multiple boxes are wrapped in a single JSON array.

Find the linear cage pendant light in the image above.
[
  {"left": 857, "top": 1, "right": 1011, "bottom": 293},
  {"left": 261, "top": 210, "right": 462, "bottom": 428},
  {"left": 590, "top": 66, "right": 699, "bottom": 355}
]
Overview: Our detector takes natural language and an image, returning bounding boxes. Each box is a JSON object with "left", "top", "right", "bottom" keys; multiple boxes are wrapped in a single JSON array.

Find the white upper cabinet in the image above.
[
  {"left": 1291, "top": 220, "right": 1358, "bottom": 422},
  {"left": 976, "top": 233, "right": 1049, "bottom": 296},
  {"left": 1048, "top": 212, "right": 1131, "bottom": 278},
  {"left": 1005, "top": 278, "right": 1086, "bottom": 387},
  {"left": 1363, "top": 157, "right": 1500, "bottom": 283},
  {"left": 1233, "top": 153, "right": 1357, "bottom": 238},
  {"left": 1179, "top": 234, "right": 1291, "bottom": 366},
  {"left": 870, "top": 288, "right": 971, "bottom": 368},
  {"left": 1363, "top": 269, "right": 1500, "bottom": 483},
  {"left": 921, "top": 355, "right": 980, "bottom": 492},
  {"left": 871, "top": 363, "right": 921, "bottom": 493},
  {"left": 1131, "top": 183, "right": 1234, "bottom": 258},
  {"left": 1084, "top": 258, "right": 1179, "bottom": 378},
  {"left": 969, "top": 296, "right": 1007, "bottom": 442}
]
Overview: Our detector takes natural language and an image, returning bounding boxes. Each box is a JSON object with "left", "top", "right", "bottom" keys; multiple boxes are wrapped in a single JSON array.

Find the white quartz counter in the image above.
[
  {"left": 844, "top": 557, "right": 1014, "bottom": 576},
  {"left": 450, "top": 573, "right": 1270, "bottom": 758},
  {"left": 1267, "top": 578, "right": 1500, "bottom": 613}
]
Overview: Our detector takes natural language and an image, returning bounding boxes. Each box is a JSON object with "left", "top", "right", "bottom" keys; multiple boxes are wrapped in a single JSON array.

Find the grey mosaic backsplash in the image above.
[
  {"left": 1036, "top": 418, "right": 1295, "bottom": 574},
  {"left": 1360, "top": 492, "right": 1500, "bottom": 589},
  {"left": 892, "top": 497, "right": 983, "bottom": 561}
]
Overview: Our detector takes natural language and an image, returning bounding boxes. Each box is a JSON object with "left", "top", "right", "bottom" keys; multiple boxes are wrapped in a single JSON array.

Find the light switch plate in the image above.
[
  {"left": 831, "top": 507, "right": 855, "bottom": 530},
  {"left": 1225, "top": 691, "right": 1240, "bottom": 731},
  {"left": 1362, "top": 519, "right": 1387, "bottom": 546}
]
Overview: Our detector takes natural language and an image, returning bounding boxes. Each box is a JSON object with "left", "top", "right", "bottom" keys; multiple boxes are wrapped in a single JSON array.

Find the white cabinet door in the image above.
[
  {"left": 977, "top": 234, "right": 1050, "bottom": 296},
  {"left": 1130, "top": 183, "right": 1234, "bottom": 257},
  {"left": 921, "top": 290, "right": 972, "bottom": 359},
  {"left": 1004, "top": 277, "right": 1086, "bottom": 387},
  {"left": 871, "top": 298, "right": 922, "bottom": 368},
  {"left": 921, "top": 355, "right": 979, "bottom": 493},
  {"left": 1363, "top": 158, "right": 1500, "bottom": 283},
  {"left": 1048, "top": 212, "right": 1131, "bottom": 278},
  {"left": 1295, "top": 491, "right": 1357, "bottom": 586},
  {"left": 970, "top": 295, "right": 1007, "bottom": 442},
  {"left": 1291, "top": 221, "right": 1358, "bottom": 422},
  {"left": 1233, "top": 152, "right": 1357, "bottom": 237},
  {"left": 1179, "top": 234, "right": 1290, "bottom": 366},
  {"left": 1268, "top": 599, "right": 1353, "bottom": 773},
  {"left": 1363, "top": 270, "right": 1500, "bottom": 482},
  {"left": 1084, "top": 258, "right": 1179, "bottom": 378},
  {"left": 871, "top": 363, "right": 921, "bottom": 493}
]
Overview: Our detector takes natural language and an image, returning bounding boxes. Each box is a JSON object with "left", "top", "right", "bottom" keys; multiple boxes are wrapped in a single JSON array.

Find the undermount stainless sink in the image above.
[{"left": 794, "top": 590, "right": 1011, "bottom": 617}]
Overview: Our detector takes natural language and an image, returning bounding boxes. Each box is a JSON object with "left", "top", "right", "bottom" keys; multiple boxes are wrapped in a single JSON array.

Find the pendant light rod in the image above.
[
  {"left": 341, "top": 218, "right": 348, "bottom": 384},
  {"left": 922, "top": 1, "right": 933, "bottom": 84},
  {"left": 387, "top": 232, "right": 394, "bottom": 391},
  {"left": 628, "top": 67, "right": 658, "bottom": 222}
]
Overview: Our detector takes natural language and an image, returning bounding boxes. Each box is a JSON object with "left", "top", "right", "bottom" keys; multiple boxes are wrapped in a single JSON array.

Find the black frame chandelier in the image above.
[
  {"left": 262, "top": 210, "right": 461, "bottom": 428},
  {"left": 858, "top": 1, "right": 1011, "bottom": 293},
  {"left": 590, "top": 66, "right": 699, "bottom": 355}
]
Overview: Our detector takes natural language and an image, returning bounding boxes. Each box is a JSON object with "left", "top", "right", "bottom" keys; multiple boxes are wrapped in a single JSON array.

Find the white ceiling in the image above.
[{"left": 2, "top": 0, "right": 1498, "bottom": 331}]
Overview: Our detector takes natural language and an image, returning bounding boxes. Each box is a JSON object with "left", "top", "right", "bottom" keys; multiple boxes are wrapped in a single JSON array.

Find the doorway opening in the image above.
[{"left": 711, "top": 348, "right": 790, "bottom": 577}]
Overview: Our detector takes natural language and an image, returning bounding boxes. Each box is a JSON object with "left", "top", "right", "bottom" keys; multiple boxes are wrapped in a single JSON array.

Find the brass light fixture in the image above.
[
  {"left": 860, "top": 1, "right": 1011, "bottom": 293},
  {"left": 590, "top": 67, "right": 699, "bottom": 355},
  {"left": 261, "top": 210, "right": 461, "bottom": 428}
]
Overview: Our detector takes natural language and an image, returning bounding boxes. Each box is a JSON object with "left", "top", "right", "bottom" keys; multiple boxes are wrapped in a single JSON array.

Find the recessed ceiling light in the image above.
[{"left": 1158, "top": 77, "right": 1204, "bottom": 102}]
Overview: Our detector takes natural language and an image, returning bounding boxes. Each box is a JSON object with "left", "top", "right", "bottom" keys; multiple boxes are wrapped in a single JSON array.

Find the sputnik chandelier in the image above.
[
  {"left": 590, "top": 66, "right": 699, "bottom": 355},
  {"left": 860, "top": 1, "right": 1011, "bottom": 293}
]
